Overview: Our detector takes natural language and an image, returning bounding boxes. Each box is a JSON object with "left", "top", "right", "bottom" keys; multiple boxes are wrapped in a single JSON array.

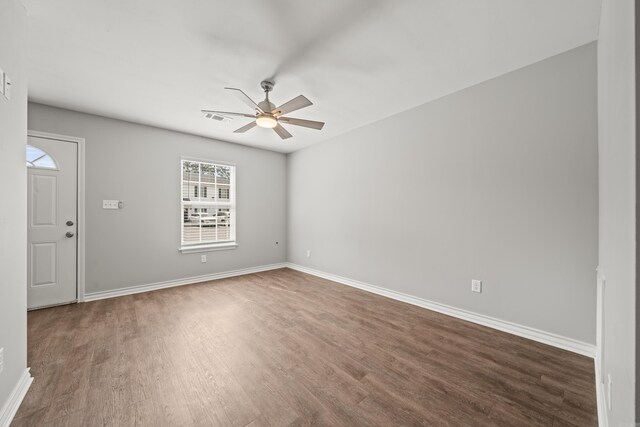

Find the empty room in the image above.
[{"left": 0, "top": 0, "right": 636, "bottom": 426}]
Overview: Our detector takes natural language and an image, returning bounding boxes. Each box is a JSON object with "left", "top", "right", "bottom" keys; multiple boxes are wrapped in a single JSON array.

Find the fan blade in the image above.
[
  {"left": 273, "top": 95, "right": 312, "bottom": 116},
  {"left": 201, "top": 110, "right": 255, "bottom": 118},
  {"left": 278, "top": 117, "right": 325, "bottom": 130},
  {"left": 233, "top": 121, "right": 257, "bottom": 133},
  {"left": 273, "top": 124, "right": 293, "bottom": 139},
  {"left": 224, "top": 87, "right": 264, "bottom": 113}
]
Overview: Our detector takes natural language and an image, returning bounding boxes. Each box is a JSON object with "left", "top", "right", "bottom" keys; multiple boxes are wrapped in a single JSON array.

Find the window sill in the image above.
[{"left": 179, "top": 242, "right": 238, "bottom": 254}]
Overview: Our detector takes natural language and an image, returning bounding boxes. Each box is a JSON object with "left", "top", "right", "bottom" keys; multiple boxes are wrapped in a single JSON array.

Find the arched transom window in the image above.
[{"left": 26, "top": 145, "right": 57, "bottom": 169}]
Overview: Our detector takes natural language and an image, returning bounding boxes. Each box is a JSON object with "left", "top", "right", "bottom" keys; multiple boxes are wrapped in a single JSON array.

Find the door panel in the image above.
[
  {"left": 27, "top": 136, "right": 77, "bottom": 309},
  {"left": 30, "top": 242, "right": 57, "bottom": 287},
  {"left": 31, "top": 174, "right": 57, "bottom": 226}
]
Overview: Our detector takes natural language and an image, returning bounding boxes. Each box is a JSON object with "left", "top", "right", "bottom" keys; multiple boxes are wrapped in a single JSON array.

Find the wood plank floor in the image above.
[{"left": 12, "top": 268, "right": 597, "bottom": 426}]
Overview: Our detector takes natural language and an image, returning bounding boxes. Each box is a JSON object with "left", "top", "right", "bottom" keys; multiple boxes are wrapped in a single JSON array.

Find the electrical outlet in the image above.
[
  {"left": 0, "top": 348, "right": 4, "bottom": 375},
  {"left": 0, "top": 68, "right": 4, "bottom": 96},
  {"left": 306, "top": 250, "right": 311, "bottom": 258},
  {"left": 471, "top": 279, "right": 482, "bottom": 293},
  {"left": 201, "top": 255, "right": 207, "bottom": 263},
  {"left": 607, "top": 374, "right": 612, "bottom": 410}
]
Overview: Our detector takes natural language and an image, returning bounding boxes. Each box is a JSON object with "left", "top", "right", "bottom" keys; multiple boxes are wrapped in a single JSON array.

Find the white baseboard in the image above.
[
  {"left": 0, "top": 368, "right": 33, "bottom": 427},
  {"left": 84, "top": 263, "right": 287, "bottom": 302},
  {"left": 81, "top": 260, "right": 596, "bottom": 359},
  {"left": 285, "top": 263, "right": 597, "bottom": 358},
  {"left": 60, "top": 262, "right": 606, "bottom": 421}
]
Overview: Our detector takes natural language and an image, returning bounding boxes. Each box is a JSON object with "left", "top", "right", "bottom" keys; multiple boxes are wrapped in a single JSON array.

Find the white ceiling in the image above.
[{"left": 23, "top": 0, "right": 602, "bottom": 153}]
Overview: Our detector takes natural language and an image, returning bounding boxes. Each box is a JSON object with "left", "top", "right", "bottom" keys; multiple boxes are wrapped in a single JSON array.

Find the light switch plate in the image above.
[
  {"left": 3, "top": 74, "right": 11, "bottom": 100},
  {"left": 103, "top": 200, "right": 120, "bottom": 209},
  {"left": 0, "top": 69, "right": 4, "bottom": 96}
]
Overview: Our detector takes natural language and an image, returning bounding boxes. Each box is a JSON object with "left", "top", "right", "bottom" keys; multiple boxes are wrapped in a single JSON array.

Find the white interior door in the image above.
[{"left": 27, "top": 136, "right": 78, "bottom": 309}]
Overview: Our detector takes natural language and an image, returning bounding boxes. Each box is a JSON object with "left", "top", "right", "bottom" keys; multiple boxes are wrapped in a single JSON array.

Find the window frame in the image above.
[{"left": 179, "top": 157, "right": 237, "bottom": 253}]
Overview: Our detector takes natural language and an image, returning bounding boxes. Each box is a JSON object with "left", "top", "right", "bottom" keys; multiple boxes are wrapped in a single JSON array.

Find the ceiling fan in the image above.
[{"left": 202, "top": 80, "right": 325, "bottom": 140}]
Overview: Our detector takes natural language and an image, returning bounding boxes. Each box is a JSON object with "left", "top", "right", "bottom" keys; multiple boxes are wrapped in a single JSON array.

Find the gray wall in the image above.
[
  {"left": 0, "top": 0, "right": 28, "bottom": 415},
  {"left": 597, "top": 0, "right": 636, "bottom": 424},
  {"left": 28, "top": 103, "right": 287, "bottom": 294},
  {"left": 288, "top": 43, "right": 598, "bottom": 344}
]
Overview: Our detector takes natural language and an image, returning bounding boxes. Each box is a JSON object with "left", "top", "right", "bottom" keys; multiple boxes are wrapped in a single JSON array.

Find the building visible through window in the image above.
[{"left": 181, "top": 159, "right": 235, "bottom": 247}]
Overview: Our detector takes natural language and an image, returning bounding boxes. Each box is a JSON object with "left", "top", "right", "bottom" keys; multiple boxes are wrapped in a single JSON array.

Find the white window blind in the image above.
[{"left": 181, "top": 159, "right": 236, "bottom": 247}]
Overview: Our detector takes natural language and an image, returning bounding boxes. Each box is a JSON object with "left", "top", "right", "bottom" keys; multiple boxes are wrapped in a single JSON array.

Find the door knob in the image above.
[
  {"left": 66, "top": 220, "right": 74, "bottom": 226},
  {"left": 65, "top": 232, "right": 75, "bottom": 238}
]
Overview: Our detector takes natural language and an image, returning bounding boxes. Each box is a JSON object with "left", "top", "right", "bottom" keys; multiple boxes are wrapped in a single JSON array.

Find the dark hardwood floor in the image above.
[{"left": 12, "top": 268, "right": 597, "bottom": 426}]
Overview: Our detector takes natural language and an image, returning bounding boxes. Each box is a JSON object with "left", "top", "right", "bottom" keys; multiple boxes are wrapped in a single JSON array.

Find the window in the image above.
[
  {"left": 180, "top": 159, "right": 236, "bottom": 252},
  {"left": 26, "top": 145, "right": 57, "bottom": 169}
]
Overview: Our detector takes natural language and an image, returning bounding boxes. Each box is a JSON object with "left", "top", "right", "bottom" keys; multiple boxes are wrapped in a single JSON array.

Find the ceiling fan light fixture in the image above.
[
  {"left": 256, "top": 114, "right": 278, "bottom": 129},
  {"left": 203, "top": 81, "right": 325, "bottom": 140}
]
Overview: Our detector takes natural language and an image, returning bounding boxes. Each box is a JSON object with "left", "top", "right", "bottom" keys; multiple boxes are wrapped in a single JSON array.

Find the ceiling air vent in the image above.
[{"left": 202, "top": 112, "right": 233, "bottom": 122}]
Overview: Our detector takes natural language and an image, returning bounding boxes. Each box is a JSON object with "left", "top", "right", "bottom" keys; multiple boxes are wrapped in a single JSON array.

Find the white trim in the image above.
[
  {"left": 179, "top": 242, "right": 238, "bottom": 253},
  {"left": 27, "top": 130, "right": 84, "bottom": 144},
  {"left": 596, "top": 267, "right": 606, "bottom": 380},
  {"left": 84, "top": 263, "right": 286, "bottom": 302},
  {"left": 594, "top": 267, "right": 607, "bottom": 427},
  {"left": 77, "top": 135, "right": 86, "bottom": 301},
  {"left": 0, "top": 368, "right": 33, "bottom": 427},
  {"left": 285, "top": 263, "right": 597, "bottom": 358},
  {"left": 180, "top": 155, "right": 236, "bottom": 168},
  {"left": 594, "top": 356, "right": 608, "bottom": 427},
  {"left": 27, "top": 130, "right": 87, "bottom": 302},
  {"left": 180, "top": 157, "right": 237, "bottom": 250}
]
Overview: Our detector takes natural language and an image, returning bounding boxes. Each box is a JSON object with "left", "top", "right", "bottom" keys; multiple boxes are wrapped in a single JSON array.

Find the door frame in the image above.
[{"left": 27, "top": 130, "right": 86, "bottom": 302}]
